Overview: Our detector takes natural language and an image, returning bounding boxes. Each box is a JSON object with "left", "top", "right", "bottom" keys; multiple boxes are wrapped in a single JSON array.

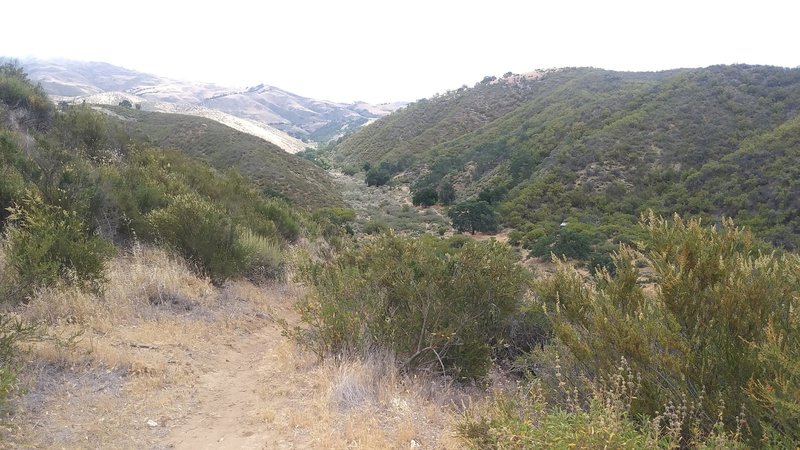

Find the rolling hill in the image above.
[
  {"left": 14, "top": 58, "right": 404, "bottom": 150},
  {"left": 332, "top": 65, "right": 800, "bottom": 253},
  {"left": 106, "top": 106, "right": 343, "bottom": 208}
]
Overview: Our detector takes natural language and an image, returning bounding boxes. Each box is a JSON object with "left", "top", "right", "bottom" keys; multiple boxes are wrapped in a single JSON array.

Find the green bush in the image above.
[
  {"left": 538, "top": 212, "right": 800, "bottom": 445},
  {"left": 507, "top": 229, "right": 523, "bottom": 246},
  {"left": 365, "top": 168, "right": 391, "bottom": 187},
  {"left": 411, "top": 187, "right": 438, "bottom": 206},
  {"left": 4, "top": 193, "right": 113, "bottom": 302},
  {"left": 236, "top": 226, "right": 284, "bottom": 283},
  {"left": 0, "top": 166, "right": 26, "bottom": 226},
  {"left": 99, "top": 149, "right": 301, "bottom": 244},
  {"left": 146, "top": 192, "right": 288, "bottom": 284},
  {"left": 311, "top": 207, "right": 356, "bottom": 240},
  {"left": 313, "top": 207, "right": 356, "bottom": 226},
  {"left": 0, "top": 313, "right": 39, "bottom": 409},
  {"left": 341, "top": 165, "right": 359, "bottom": 176},
  {"left": 147, "top": 193, "right": 246, "bottom": 283},
  {"left": 0, "top": 62, "right": 53, "bottom": 129},
  {"left": 362, "top": 219, "right": 389, "bottom": 235},
  {"left": 289, "top": 234, "right": 530, "bottom": 380},
  {"left": 438, "top": 182, "right": 456, "bottom": 205},
  {"left": 56, "top": 106, "right": 112, "bottom": 155},
  {"left": 528, "top": 226, "right": 594, "bottom": 260}
]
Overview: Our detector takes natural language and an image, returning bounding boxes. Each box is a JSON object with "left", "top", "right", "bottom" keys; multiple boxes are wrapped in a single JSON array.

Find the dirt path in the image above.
[
  {"left": 166, "top": 304, "right": 317, "bottom": 449},
  {"left": 166, "top": 328, "right": 278, "bottom": 449}
]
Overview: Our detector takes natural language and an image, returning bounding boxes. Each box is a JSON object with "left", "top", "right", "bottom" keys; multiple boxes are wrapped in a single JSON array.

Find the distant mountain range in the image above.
[{"left": 13, "top": 58, "right": 405, "bottom": 152}]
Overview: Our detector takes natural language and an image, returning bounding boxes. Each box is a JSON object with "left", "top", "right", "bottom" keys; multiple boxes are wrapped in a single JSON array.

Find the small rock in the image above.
[
  {"left": 410, "top": 439, "right": 420, "bottom": 449},
  {"left": 146, "top": 419, "right": 158, "bottom": 428}
]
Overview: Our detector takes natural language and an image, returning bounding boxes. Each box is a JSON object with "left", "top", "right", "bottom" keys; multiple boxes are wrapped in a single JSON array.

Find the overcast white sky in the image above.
[{"left": 4, "top": 0, "right": 798, "bottom": 104}]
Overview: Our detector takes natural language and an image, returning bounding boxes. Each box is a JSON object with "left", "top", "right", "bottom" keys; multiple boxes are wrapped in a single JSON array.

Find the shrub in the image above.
[
  {"left": 312, "top": 207, "right": 356, "bottom": 240},
  {"left": 147, "top": 193, "right": 246, "bottom": 283},
  {"left": 362, "top": 220, "right": 389, "bottom": 235},
  {"left": 477, "top": 185, "right": 508, "bottom": 204},
  {"left": 438, "top": 182, "right": 456, "bottom": 205},
  {"left": 341, "top": 165, "right": 359, "bottom": 176},
  {"left": 0, "top": 313, "right": 39, "bottom": 409},
  {"left": 538, "top": 212, "right": 800, "bottom": 444},
  {"left": 289, "top": 234, "right": 529, "bottom": 380},
  {"left": 54, "top": 106, "right": 124, "bottom": 157},
  {"left": 0, "top": 62, "right": 53, "bottom": 130},
  {"left": 365, "top": 167, "right": 391, "bottom": 187},
  {"left": 4, "top": 193, "right": 113, "bottom": 302},
  {"left": 528, "top": 226, "right": 594, "bottom": 260},
  {"left": 551, "top": 228, "right": 592, "bottom": 260},
  {"left": 457, "top": 359, "right": 747, "bottom": 449},
  {"left": 493, "top": 300, "right": 552, "bottom": 365},
  {"left": 313, "top": 207, "right": 356, "bottom": 226},
  {"left": 0, "top": 166, "right": 26, "bottom": 226},
  {"left": 236, "top": 227, "right": 284, "bottom": 283},
  {"left": 411, "top": 187, "right": 438, "bottom": 207}
]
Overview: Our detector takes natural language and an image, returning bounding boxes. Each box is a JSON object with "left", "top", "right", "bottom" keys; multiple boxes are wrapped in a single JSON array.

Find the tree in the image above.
[
  {"left": 477, "top": 185, "right": 508, "bottom": 204},
  {"left": 448, "top": 200, "right": 499, "bottom": 234},
  {"left": 508, "top": 148, "right": 539, "bottom": 182},
  {"left": 412, "top": 187, "right": 438, "bottom": 206},
  {"left": 438, "top": 181, "right": 456, "bottom": 205},
  {"left": 365, "top": 167, "right": 391, "bottom": 186},
  {"left": 118, "top": 99, "right": 132, "bottom": 108},
  {"left": 365, "top": 161, "right": 395, "bottom": 187}
]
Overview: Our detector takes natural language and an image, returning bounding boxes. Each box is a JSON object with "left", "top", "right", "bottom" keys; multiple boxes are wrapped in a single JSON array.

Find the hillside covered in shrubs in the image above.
[
  {"left": 332, "top": 65, "right": 800, "bottom": 265},
  {"left": 111, "top": 107, "right": 344, "bottom": 208},
  {"left": 0, "top": 63, "right": 329, "bottom": 290}
]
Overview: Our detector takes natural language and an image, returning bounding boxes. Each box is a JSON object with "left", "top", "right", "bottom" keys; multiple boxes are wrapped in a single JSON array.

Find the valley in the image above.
[{"left": 1, "top": 59, "right": 799, "bottom": 449}]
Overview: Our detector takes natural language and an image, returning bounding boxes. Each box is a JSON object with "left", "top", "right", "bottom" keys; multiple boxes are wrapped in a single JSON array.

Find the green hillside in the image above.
[
  {"left": 0, "top": 63, "right": 344, "bottom": 295},
  {"left": 332, "top": 65, "right": 800, "bottom": 256},
  {"left": 110, "top": 107, "right": 343, "bottom": 208}
]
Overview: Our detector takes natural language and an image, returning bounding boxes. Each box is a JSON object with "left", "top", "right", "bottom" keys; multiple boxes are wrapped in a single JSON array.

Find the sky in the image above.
[{"left": 4, "top": 0, "right": 799, "bottom": 104}]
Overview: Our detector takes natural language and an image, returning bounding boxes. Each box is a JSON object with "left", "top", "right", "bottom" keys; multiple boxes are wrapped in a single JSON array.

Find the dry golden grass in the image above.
[
  {"left": 2, "top": 245, "right": 223, "bottom": 448},
  {"left": 306, "top": 352, "right": 467, "bottom": 449},
  {"left": 21, "top": 245, "right": 214, "bottom": 330},
  {"left": 2, "top": 244, "right": 472, "bottom": 449}
]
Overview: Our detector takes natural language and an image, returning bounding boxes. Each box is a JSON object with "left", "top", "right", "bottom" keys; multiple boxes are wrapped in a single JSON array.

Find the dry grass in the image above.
[
  {"left": 310, "top": 352, "right": 467, "bottom": 449},
  {"left": 1, "top": 244, "right": 472, "bottom": 449},
  {"left": 2, "top": 245, "right": 224, "bottom": 448},
  {"left": 0, "top": 242, "right": 11, "bottom": 299},
  {"left": 21, "top": 244, "right": 214, "bottom": 330}
]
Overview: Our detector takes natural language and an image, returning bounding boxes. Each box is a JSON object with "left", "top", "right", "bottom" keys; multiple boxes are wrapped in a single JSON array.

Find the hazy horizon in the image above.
[{"left": 6, "top": 0, "right": 799, "bottom": 103}]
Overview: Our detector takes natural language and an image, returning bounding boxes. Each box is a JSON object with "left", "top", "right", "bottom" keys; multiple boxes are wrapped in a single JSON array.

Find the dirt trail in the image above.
[
  {"left": 166, "top": 329, "right": 275, "bottom": 448},
  {"left": 166, "top": 311, "right": 316, "bottom": 449}
]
